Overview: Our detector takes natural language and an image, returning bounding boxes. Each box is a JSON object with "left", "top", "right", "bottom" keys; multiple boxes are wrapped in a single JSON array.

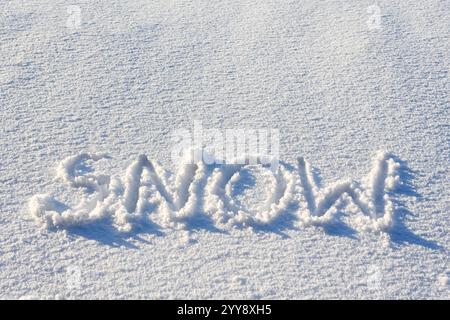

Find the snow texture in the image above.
[
  {"left": 28, "top": 150, "right": 402, "bottom": 233},
  {"left": 1, "top": 0, "right": 449, "bottom": 299}
]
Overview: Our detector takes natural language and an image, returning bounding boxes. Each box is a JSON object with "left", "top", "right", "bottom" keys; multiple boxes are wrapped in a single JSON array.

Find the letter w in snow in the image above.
[{"left": 296, "top": 151, "right": 401, "bottom": 232}]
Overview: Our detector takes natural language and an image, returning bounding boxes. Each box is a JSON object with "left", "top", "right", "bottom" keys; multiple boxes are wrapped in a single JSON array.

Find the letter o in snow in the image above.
[{"left": 209, "top": 163, "right": 293, "bottom": 227}]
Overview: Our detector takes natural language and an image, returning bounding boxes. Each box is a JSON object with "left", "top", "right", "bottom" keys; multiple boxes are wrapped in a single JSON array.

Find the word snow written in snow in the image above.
[{"left": 28, "top": 149, "right": 404, "bottom": 235}]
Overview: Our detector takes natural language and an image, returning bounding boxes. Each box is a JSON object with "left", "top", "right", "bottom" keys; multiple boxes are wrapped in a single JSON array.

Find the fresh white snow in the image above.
[
  {"left": 28, "top": 150, "right": 402, "bottom": 233},
  {"left": 1, "top": 0, "right": 449, "bottom": 299}
]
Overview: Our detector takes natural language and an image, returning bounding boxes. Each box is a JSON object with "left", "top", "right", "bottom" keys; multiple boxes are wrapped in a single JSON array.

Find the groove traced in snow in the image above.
[{"left": 28, "top": 150, "right": 405, "bottom": 234}]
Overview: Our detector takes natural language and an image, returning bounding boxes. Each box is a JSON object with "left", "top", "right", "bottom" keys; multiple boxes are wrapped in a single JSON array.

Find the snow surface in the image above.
[{"left": 1, "top": 0, "right": 449, "bottom": 299}]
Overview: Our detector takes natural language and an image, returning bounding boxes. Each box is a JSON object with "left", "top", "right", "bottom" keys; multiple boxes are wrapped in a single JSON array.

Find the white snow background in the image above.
[{"left": 0, "top": 0, "right": 449, "bottom": 299}]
